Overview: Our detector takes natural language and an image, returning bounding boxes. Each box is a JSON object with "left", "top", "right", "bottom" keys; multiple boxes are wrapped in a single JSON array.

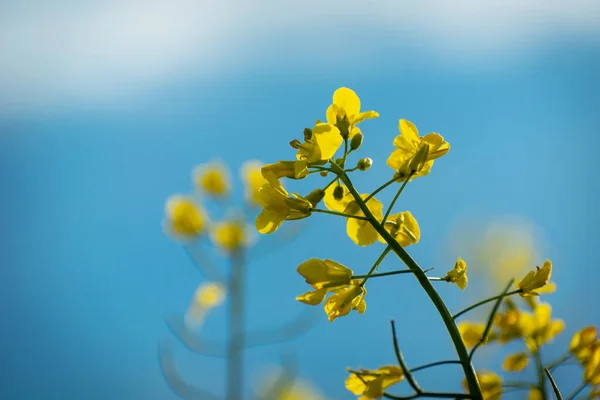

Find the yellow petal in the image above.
[
  {"left": 240, "top": 160, "right": 268, "bottom": 205},
  {"left": 324, "top": 183, "right": 352, "bottom": 213},
  {"left": 296, "top": 289, "right": 327, "bottom": 305},
  {"left": 352, "top": 110, "right": 379, "bottom": 125},
  {"left": 502, "top": 353, "right": 530, "bottom": 372},
  {"left": 347, "top": 218, "right": 379, "bottom": 246},
  {"left": 333, "top": 87, "right": 361, "bottom": 117},
  {"left": 255, "top": 208, "right": 285, "bottom": 234},
  {"left": 296, "top": 259, "right": 353, "bottom": 288},
  {"left": 313, "top": 122, "right": 343, "bottom": 160}
]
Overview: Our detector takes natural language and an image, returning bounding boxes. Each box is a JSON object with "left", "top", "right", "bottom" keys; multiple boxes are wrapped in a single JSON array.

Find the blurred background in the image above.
[{"left": 1, "top": 1, "right": 599, "bottom": 399}]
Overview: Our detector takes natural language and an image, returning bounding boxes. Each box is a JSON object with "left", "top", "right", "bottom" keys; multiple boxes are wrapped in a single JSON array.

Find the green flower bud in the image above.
[
  {"left": 303, "top": 127, "right": 313, "bottom": 141},
  {"left": 305, "top": 188, "right": 325, "bottom": 208},
  {"left": 335, "top": 157, "right": 345, "bottom": 168},
  {"left": 350, "top": 133, "right": 363, "bottom": 150},
  {"left": 333, "top": 185, "right": 345, "bottom": 201},
  {"left": 319, "top": 170, "right": 329, "bottom": 177},
  {"left": 409, "top": 143, "right": 430, "bottom": 173},
  {"left": 357, "top": 157, "right": 373, "bottom": 171}
]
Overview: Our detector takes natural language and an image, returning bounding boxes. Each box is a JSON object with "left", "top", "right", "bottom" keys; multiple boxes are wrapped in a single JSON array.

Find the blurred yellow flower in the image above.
[
  {"left": 345, "top": 195, "right": 384, "bottom": 246},
  {"left": 464, "top": 371, "right": 502, "bottom": 400},
  {"left": 502, "top": 352, "right": 529, "bottom": 372},
  {"left": 387, "top": 119, "right": 449, "bottom": 180},
  {"left": 255, "top": 173, "right": 312, "bottom": 234},
  {"left": 526, "top": 302, "right": 564, "bottom": 349},
  {"left": 590, "top": 385, "right": 600, "bottom": 399},
  {"left": 240, "top": 160, "right": 269, "bottom": 205},
  {"left": 377, "top": 211, "right": 420, "bottom": 247},
  {"left": 185, "top": 282, "right": 226, "bottom": 330},
  {"left": 296, "top": 258, "right": 353, "bottom": 305},
  {"left": 444, "top": 258, "right": 468, "bottom": 290},
  {"left": 570, "top": 326, "right": 598, "bottom": 364},
  {"left": 494, "top": 309, "right": 534, "bottom": 343},
  {"left": 528, "top": 388, "right": 543, "bottom": 400},
  {"left": 324, "top": 280, "right": 366, "bottom": 322},
  {"left": 292, "top": 121, "right": 342, "bottom": 163},
  {"left": 346, "top": 366, "right": 404, "bottom": 400},
  {"left": 585, "top": 346, "right": 600, "bottom": 385},
  {"left": 458, "top": 322, "right": 489, "bottom": 349},
  {"left": 326, "top": 87, "right": 379, "bottom": 139},
  {"left": 211, "top": 219, "right": 253, "bottom": 253},
  {"left": 517, "top": 260, "right": 552, "bottom": 296},
  {"left": 164, "top": 195, "right": 207, "bottom": 239},
  {"left": 193, "top": 161, "right": 231, "bottom": 197}
]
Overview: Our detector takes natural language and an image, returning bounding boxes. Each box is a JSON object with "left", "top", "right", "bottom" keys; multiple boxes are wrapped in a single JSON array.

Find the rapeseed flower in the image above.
[
  {"left": 345, "top": 366, "right": 404, "bottom": 400},
  {"left": 164, "top": 195, "right": 207, "bottom": 239},
  {"left": 193, "top": 161, "right": 231, "bottom": 197}
]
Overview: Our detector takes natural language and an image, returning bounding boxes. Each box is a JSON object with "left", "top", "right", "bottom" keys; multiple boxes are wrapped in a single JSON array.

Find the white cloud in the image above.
[{"left": 1, "top": 0, "right": 599, "bottom": 115}]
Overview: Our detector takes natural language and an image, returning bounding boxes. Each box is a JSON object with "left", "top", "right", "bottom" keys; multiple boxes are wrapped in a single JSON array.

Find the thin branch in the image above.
[
  {"left": 410, "top": 360, "right": 462, "bottom": 373},
  {"left": 453, "top": 289, "right": 522, "bottom": 320},
  {"left": 545, "top": 368, "right": 563, "bottom": 400},
  {"left": 390, "top": 320, "right": 422, "bottom": 394},
  {"left": 566, "top": 382, "right": 587, "bottom": 400},
  {"left": 469, "top": 279, "right": 515, "bottom": 361},
  {"left": 312, "top": 208, "right": 370, "bottom": 220},
  {"left": 383, "top": 391, "right": 474, "bottom": 399},
  {"left": 382, "top": 172, "right": 413, "bottom": 225}
]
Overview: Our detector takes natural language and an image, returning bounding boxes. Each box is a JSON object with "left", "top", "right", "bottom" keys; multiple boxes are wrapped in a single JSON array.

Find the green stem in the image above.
[
  {"left": 226, "top": 251, "right": 245, "bottom": 400},
  {"left": 544, "top": 368, "right": 563, "bottom": 400},
  {"left": 533, "top": 348, "right": 548, "bottom": 400},
  {"left": 352, "top": 269, "right": 414, "bottom": 279},
  {"left": 452, "top": 290, "right": 522, "bottom": 320},
  {"left": 330, "top": 162, "right": 483, "bottom": 400},
  {"left": 382, "top": 172, "right": 413, "bottom": 224},
  {"left": 365, "top": 175, "right": 402, "bottom": 203},
  {"left": 312, "top": 208, "right": 370, "bottom": 221},
  {"left": 547, "top": 353, "right": 573, "bottom": 371},
  {"left": 566, "top": 382, "right": 587, "bottom": 400},
  {"left": 359, "top": 246, "right": 392, "bottom": 286}
]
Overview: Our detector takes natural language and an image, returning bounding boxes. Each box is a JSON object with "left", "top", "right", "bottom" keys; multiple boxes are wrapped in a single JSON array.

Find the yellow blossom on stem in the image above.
[
  {"left": 528, "top": 388, "right": 544, "bottom": 400},
  {"left": 517, "top": 260, "right": 552, "bottom": 296},
  {"left": 502, "top": 352, "right": 530, "bottom": 372},
  {"left": 291, "top": 121, "right": 342, "bottom": 163},
  {"left": 444, "top": 258, "right": 468, "bottom": 290},
  {"left": 261, "top": 160, "right": 309, "bottom": 180},
  {"left": 463, "top": 371, "right": 502, "bottom": 400},
  {"left": 377, "top": 211, "right": 420, "bottom": 247},
  {"left": 585, "top": 346, "right": 600, "bottom": 386},
  {"left": 345, "top": 366, "right": 404, "bottom": 400},
  {"left": 296, "top": 259, "right": 353, "bottom": 305},
  {"left": 344, "top": 195, "right": 384, "bottom": 246},
  {"left": 387, "top": 119, "right": 449, "bottom": 180},
  {"left": 255, "top": 173, "right": 312, "bottom": 234},
  {"left": 240, "top": 160, "right": 269, "bottom": 206},
  {"left": 570, "top": 326, "right": 598, "bottom": 364},
  {"left": 326, "top": 87, "right": 379, "bottom": 139},
  {"left": 164, "top": 195, "right": 208, "bottom": 239},
  {"left": 590, "top": 385, "right": 600, "bottom": 399},
  {"left": 185, "top": 282, "right": 226, "bottom": 329},
  {"left": 324, "top": 280, "right": 366, "bottom": 322},
  {"left": 525, "top": 302, "right": 564, "bottom": 349},
  {"left": 494, "top": 309, "right": 534, "bottom": 343},
  {"left": 458, "top": 322, "right": 490, "bottom": 349},
  {"left": 211, "top": 218, "right": 253, "bottom": 253},
  {"left": 324, "top": 183, "right": 353, "bottom": 213},
  {"left": 193, "top": 161, "right": 231, "bottom": 197}
]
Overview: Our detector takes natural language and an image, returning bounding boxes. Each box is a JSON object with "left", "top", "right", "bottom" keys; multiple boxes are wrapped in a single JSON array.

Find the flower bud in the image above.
[
  {"left": 319, "top": 170, "right": 329, "bottom": 177},
  {"left": 303, "top": 127, "right": 313, "bottom": 141},
  {"left": 335, "top": 157, "right": 345, "bottom": 168},
  {"left": 409, "top": 143, "right": 430, "bottom": 173},
  {"left": 304, "top": 188, "right": 325, "bottom": 208},
  {"left": 350, "top": 133, "right": 363, "bottom": 150},
  {"left": 333, "top": 185, "right": 345, "bottom": 201},
  {"left": 357, "top": 157, "right": 373, "bottom": 171}
]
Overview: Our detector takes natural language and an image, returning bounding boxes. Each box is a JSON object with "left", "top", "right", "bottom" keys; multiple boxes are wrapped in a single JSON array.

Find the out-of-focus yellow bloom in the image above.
[
  {"left": 193, "top": 161, "right": 231, "bottom": 197},
  {"left": 211, "top": 219, "right": 253, "bottom": 253},
  {"left": 346, "top": 366, "right": 404, "bottom": 400},
  {"left": 570, "top": 326, "right": 598, "bottom": 364},
  {"left": 377, "top": 211, "right": 420, "bottom": 247},
  {"left": 517, "top": 260, "right": 552, "bottom": 296},
  {"left": 494, "top": 309, "right": 534, "bottom": 343},
  {"left": 526, "top": 302, "right": 564, "bottom": 349},
  {"left": 458, "top": 322, "right": 490, "bottom": 349},
  {"left": 444, "top": 258, "right": 468, "bottom": 290},
  {"left": 164, "top": 195, "right": 207, "bottom": 238},
  {"left": 262, "top": 160, "right": 309, "bottom": 181},
  {"left": 324, "top": 183, "right": 353, "bottom": 213},
  {"left": 345, "top": 195, "right": 384, "bottom": 246},
  {"left": 296, "top": 259, "right": 353, "bottom": 305},
  {"left": 324, "top": 280, "right": 366, "bottom": 322},
  {"left": 463, "top": 371, "right": 502, "bottom": 400},
  {"left": 255, "top": 174, "right": 312, "bottom": 234},
  {"left": 585, "top": 346, "right": 600, "bottom": 385},
  {"left": 240, "top": 160, "right": 269, "bottom": 205},
  {"left": 387, "top": 119, "right": 449, "bottom": 180},
  {"left": 291, "top": 122, "right": 342, "bottom": 163},
  {"left": 185, "top": 282, "right": 226, "bottom": 329},
  {"left": 528, "top": 388, "right": 543, "bottom": 400},
  {"left": 326, "top": 87, "right": 379, "bottom": 139},
  {"left": 277, "top": 382, "right": 325, "bottom": 400},
  {"left": 502, "top": 352, "right": 529, "bottom": 372},
  {"left": 590, "top": 385, "right": 600, "bottom": 399}
]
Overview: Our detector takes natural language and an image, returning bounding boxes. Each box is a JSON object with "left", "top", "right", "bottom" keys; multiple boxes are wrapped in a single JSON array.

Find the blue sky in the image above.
[{"left": 1, "top": 1, "right": 600, "bottom": 399}]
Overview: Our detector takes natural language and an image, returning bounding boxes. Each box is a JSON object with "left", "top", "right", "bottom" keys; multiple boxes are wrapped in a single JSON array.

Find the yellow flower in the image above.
[
  {"left": 193, "top": 161, "right": 231, "bottom": 197},
  {"left": 528, "top": 388, "right": 544, "bottom": 400},
  {"left": 464, "top": 371, "right": 502, "bottom": 400},
  {"left": 387, "top": 119, "right": 449, "bottom": 180},
  {"left": 255, "top": 173, "right": 312, "bottom": 234},
  {"left": 326, "top": 87, "right": 379, "bottom": 139},
  {"left": 517, "top": 260, "right": 552, "bottom": 296},
  {"left": 291, "top": 121, "right": 342, "bottom": 164},
  {"left": 296, "top": 259, "right": 353, "bottom": 305},
  {"left": 277, "top": 382, "right": 325, "bottom": 400},
  {"left": 458, "top": 322, "right": 489, "bottom": 349},
  {"left": 240, "top": 160, "right": 269, "bottom": 205},
  {"left": 261, "top": 160, "right": 309, "bottom": 181},
  {"left": 211, "top": 218, "right": 253, "bottom": 253},
  {"left": 324, "top": 183, "right": 353, "bottom": 213},
  {"left": 502, "top": 352, "right": 530, "bottom": 372},
  {"left": 444, "top": 258, "right": 468, "bottom": 290},
  {"left": 185, "top": 282, "right": 226, "bottom": 329},
  {"left": 494, "top": 309, "right": 534, "bottom": 343},
  {"left": 346, "top": 366, "right": 404, "bottom": 400},
  {"left": 570, "top": 326, "right": 598, "bottom": 364},
  {"left": 377, "top": 211, "right": 420, "bottom": 247},
  {"left": 525, "top": 302, "right": 564, "bottom": 349},
  {"left": 164, "top": 195, "right": 207, "bottom": 239},
  {"left": 585, "top": 346, "right": 600, "bottom": 386},
  {"left": 345, "top": 195, "right": 384, "bottom": 246},
  {"left": 324, "top": 280, "right": 366, "bottom": 322},
  {"left": 590, "top": 385, "right": 600, "bottom": 399}
]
